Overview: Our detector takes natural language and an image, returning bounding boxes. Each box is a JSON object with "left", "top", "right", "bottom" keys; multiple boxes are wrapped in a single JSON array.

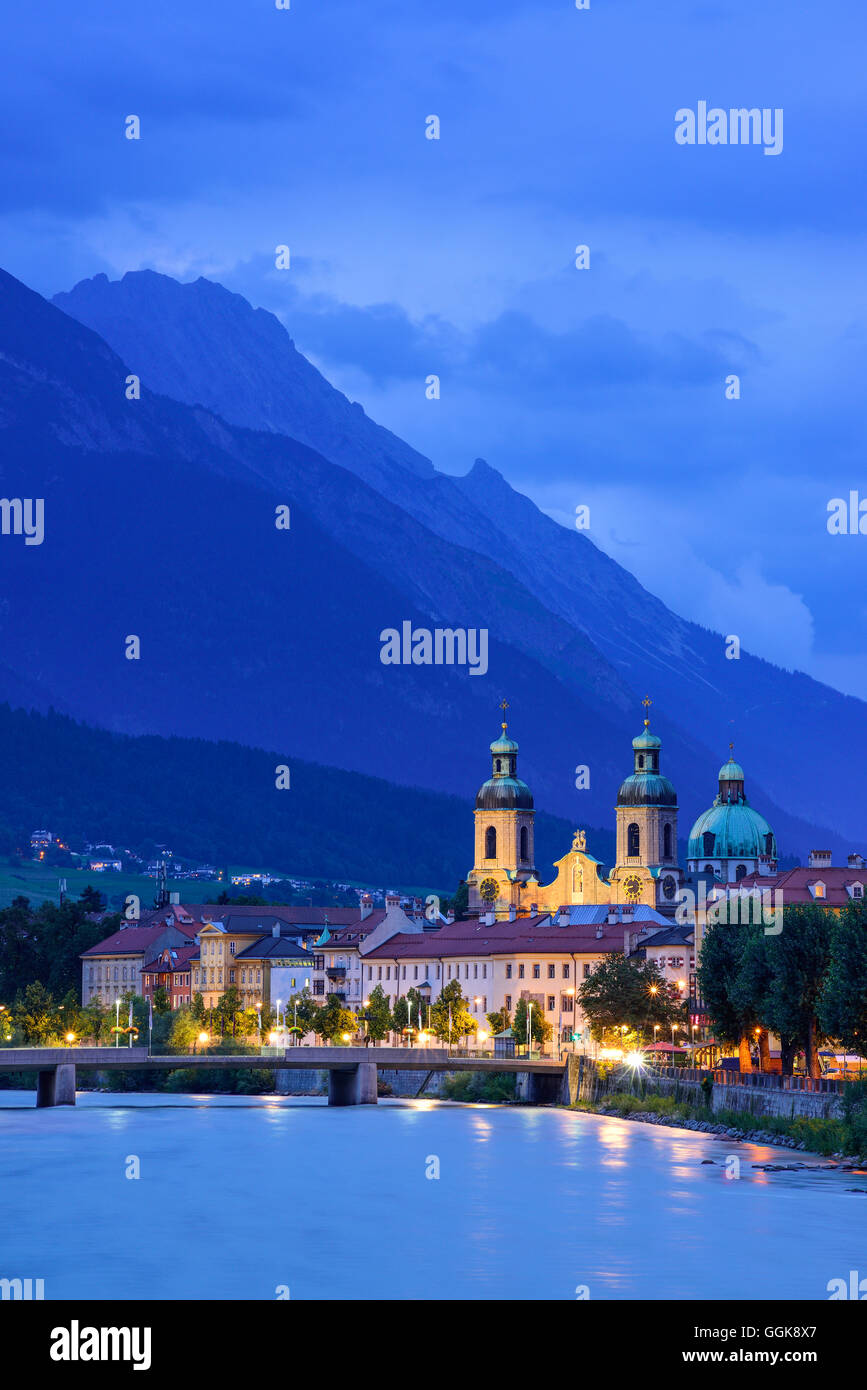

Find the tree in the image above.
[
  {"left": 697, "top": 923, "right": 758, "bottom": 1072},
  {"left": 487, "top": 1007, "right": 510, "bottom": 1036},
  {"left": 363, "top": 984, "right": 392, "bottom": 1044},
  {"left": 13, "top": 981, "right": 56, "bottom": 1044},
  {"left": 216, "top": 986, "right": 243, "bottom": 1037},
  {"left": 78, "top": 885, "right": 106, "bottom": 914},
  {"left": 430, "top": 979, "right": 476, "bottom": 1044},
  {"left": 578, "top": 953, "right": 681, "bottom": 1046},
  {"left": 448, "top": 881, "right": 469, "bottom": 920},
  {"left": 284, "top": 987, "right": 320, "bottom": 1041},
  {"left": 191, "top": 992, "right": 206, "bottom": 1022},
  {"left": 152, "top": 986, "right": 171, "bottom": 1016},
  {"left": 819, "top": 901, "right": 867, "bottom": 1057},
  {"left": 512, "top": 996, "right": 553, "bottom": 1049},
  {"left": 765, "top": 904, "right": 833, "bottom": 1078},
  {"left": 81, "top": 996, "right": 108, "bottom": 1044},
  {"left": 169, "top": 1008, "right": 203, "bottom": 1054},
  {"left": 313, "top": 994, "right": 358, "bottom": 1043}
]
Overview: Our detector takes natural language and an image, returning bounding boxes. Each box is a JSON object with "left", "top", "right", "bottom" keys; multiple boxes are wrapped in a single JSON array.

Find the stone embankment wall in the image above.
[
  {"left": 566, "top": 1055, "right": 843, "bottom": 1121},
  {"left": 274, "top": 1068, "right": 453, "bottom": 1097}
]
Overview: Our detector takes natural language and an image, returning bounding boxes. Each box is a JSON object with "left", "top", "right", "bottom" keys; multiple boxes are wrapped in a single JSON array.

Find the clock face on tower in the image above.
[{"left": 623, "top": 874, "right": 642, "bottom": 902}]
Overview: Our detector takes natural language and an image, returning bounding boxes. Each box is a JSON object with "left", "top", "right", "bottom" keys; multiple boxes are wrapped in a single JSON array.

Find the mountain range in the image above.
[{"left": 0, "top": 265, "right": 859, "bottom": 868}]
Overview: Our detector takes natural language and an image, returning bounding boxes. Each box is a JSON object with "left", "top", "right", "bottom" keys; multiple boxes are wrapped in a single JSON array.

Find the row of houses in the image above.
[{"left": 80, "top": 894, "right": 695, "bottom": 1045}]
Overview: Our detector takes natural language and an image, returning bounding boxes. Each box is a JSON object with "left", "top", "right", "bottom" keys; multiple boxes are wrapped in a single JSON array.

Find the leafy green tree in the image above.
[
  {"left": 13, "top": 981, "right": 55, "bottom": 1044},
  {"left": 216, "top": 986, "right": 243, "bottom": 1037},
  {"left": 448, "top": 881, "right": 469, "bottom": 920},
  {"left": 284, "top": 987, "right": 319, "bottom": 1040},
  {"left": 765, "top": 904, "right": 833, "bottom": 1078},
  {"left": 512, "top": 995, "right": 553, "bottom": 1049},
  {"left": 152, "top": 986, "right": 171, "bottom": 1016},
  {"left": 313, "top": 994, "right": 358, "bottom": 1043},
  {"left": 169, "top": 1008, "right": 203, "bottom": 1054},
  {"left": 191, "top": 992, "right": 206, "bottom": 1022},
  {"left": 487, "top": 1007, "right": 510, "bottom": 1036},
  {"left": 697, "top": 923, "right": 758, "bottom": 1072},
  {"left": 81, "top": 996, "right": 108, "bottom": 1044},
  {"left": 430, "top": 979, "right": 475, "bottom": 1044},
  {"left": 578, "top": 953, "right": 681, "bottom": 1046},
  {"left": 819, "top": 901, "right": 867, "bottom": 1058},
  {"left": 363, "top": 984, "right": 392, "bottom": 1044}
]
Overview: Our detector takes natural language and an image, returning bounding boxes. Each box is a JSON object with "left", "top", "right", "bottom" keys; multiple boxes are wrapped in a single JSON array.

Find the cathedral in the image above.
[{"left": 466, "top": 704, "right": 777, "bottom": 919}]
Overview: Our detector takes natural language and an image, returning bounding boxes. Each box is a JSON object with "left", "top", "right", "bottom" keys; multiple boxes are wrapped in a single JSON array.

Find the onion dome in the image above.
[
  {"left": 616, "top": 712, "right": 677, "bottom": 807},
  {"left": 688, "top": 750, "right": 777, "bottom": 861},
  {"left": 475, "top": 709, "right": 534, "bottom": 810}
]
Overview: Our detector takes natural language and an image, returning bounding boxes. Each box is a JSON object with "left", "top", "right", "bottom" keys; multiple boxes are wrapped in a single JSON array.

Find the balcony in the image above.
[{"left": 326, "top": 966, "right": 347, "bottom": 981}]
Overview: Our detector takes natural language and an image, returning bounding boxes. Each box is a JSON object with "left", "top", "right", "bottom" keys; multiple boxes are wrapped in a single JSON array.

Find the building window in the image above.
[
  {"left": 562, "top": 994, "right": 573, "bottom": 1012},
  {"left": 378, "top": 967, "right": 382, "bottom": 979},
  {"left": 506, "top": 964, "right": 512, "bottom": 979},
  {"left": 702, "top": 831, "right": 715, "bottom": 856},
  {"left": 437, "top": 964, "right": 441, "bottom": 978},
  {"left": 114, "top": 967, "right": 118, "bottom": 981},
  {"left": 368, "top": 965, "right": 373, "bottom": 979},
  {"left": 735, "top": 864, "right": 747, "bottom": 881},
  {"left": 474, "top": 963, "right": 478, "bottom": 979},
  {"left": 628, "top": 823, "right": 640, "bottom": 857},
  {"left": 482, "top": 964, "right": 487, "bottom": 978},
  {"left": 89, "top": 967, "right": 94, "bottom": 982},
  {"left": 230, "top": 942, "right": 236, "bottom": 955},
  {"left": 562, "top": 964, "right": 569, "bottom": 978},
  {"left": 414, "top": 965, "right": 418, "bottom": 979},
  {"left": 485, "top": 826, "right": 497, "bottom": 859},
  {"left": 313, "top": 980, "right": 325, "bottom": 996},
  {"left": 229, "top": 969, "right": 235, "bottom": 983},
  {"left": 518, "top": 964, "right": 525, "bottom": 979},
  {"left": 548, "top": 963, "right": 555, "bottom": 979},
  {"left": 663, "top": 823, "right": 672, "bottom": 859},
  {"left": 313, "top": 955, "right": 325, "bottom": 971},
  {"left": 532, "top": 964, "right": 540, "bottom": 979},
  {"left": 548, "top": 996, "right": 555, "bottom": 1011},
  {"left": 519, "top": 825, "right": 529, "bottom": 863},
  {"left": 584, "top": 963, "right": 591, "bottom": 978}
]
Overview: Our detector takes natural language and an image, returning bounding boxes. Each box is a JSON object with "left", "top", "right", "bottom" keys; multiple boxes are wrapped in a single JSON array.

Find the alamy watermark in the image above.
[
  {"left": 380, "top": 622, "right": 488, "bottom": 676},
  {"left": 675, "top": 883, "right": 783, "bottom": 935},
  {"left": 0, "top": 498, "right": 44, "bottom": 545},
  {"left": 675, "top": 103, "right": 783, "bottom": 157}
]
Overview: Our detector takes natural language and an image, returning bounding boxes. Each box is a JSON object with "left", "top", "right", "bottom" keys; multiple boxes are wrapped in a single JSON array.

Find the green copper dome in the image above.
[
  {"left": 475, "top": 776, "right": 534, "bottom": 810},
  {"left": 718, "top": 756, "right": 745, "bottom": 782},
  {"left": 490, "top": 734, "right": 519, "bottom": 756},
  {"left": 633, "top": 728, "right": 661, "bottom": 752},
  {"left": 617, "top": 772, "right": 678, "bottom": 807},
  {"left": 688, "top": 801, "right": 776, "bottom": 862}
]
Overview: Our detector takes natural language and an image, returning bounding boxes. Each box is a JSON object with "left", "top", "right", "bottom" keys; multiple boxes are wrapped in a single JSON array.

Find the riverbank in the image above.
[{"left": 571, "top": 1090, "right": 867, "bottom": 1166}]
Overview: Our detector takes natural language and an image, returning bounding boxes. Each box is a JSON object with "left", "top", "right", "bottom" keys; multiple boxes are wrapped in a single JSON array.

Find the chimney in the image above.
[
  {"left": 360, "top": 894, "right": 373, "bottom": 921},
  {"left": 808, "top": 850, "right": 832, "bottom": 869},
  {"left": 848, "top": 854, "right": 866, "bottom": 869},
  {"left": 595, "top": 927, "right": 604, "bottom": 939},
  {"left": 558, "top": 908, "right": 570, "bottom": 926},
  {"left": 169, "top": 891, "right": 180, "bottom": 905},
  {"left": 606, "top": 908, "right": 617, "bottom": 925},
  {"left": 272, "top": 925, "right": 280, "bottom": 938},
  {"left": 624, "top": 929, "right": 632, "bottom": 956},
  {"left": 484, "top": 910, "right": 496, "bottom": 926},
  {"left": 445, "top": 908, "right": 454, "bottom": 924},
  {"left": 385, "top": 891, "right": 400, "bottom": 911},
  {"left": 508, "top": 904, "right": 517, "bottom": 921}
]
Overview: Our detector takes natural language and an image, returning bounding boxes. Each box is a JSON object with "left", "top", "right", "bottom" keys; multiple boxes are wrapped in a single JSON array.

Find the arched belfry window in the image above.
[
  {"left": 495, "top": 759, "right": 501, "bottom": 772},
  {"left": 627, "top": 823, "right": 640, "bottom": 857},
  {"left": 735, "top": 864, "right": 747, "bottom": 881},
  {"left": 637, "top": 754, "right": 644, "bottom": 769},
  {"left": 485, "top": 826, "right": 497, "bottom": 859},
  {"left": 663, "top": 823, "right": 672, "bottom": 859},
  {"left": 519, "top": 825, "right": 529, "bottom": 863}
]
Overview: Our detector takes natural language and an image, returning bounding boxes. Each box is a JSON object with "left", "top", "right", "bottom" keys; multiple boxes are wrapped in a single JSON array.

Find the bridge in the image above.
[{"left": 0, "top": 1047, "right": 571, "bottom": 1107}]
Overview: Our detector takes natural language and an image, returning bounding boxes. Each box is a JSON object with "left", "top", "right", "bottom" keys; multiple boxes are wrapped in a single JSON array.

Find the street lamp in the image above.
[{"left": 65, "top": 1032, "right": 75, "bottom": 1046}]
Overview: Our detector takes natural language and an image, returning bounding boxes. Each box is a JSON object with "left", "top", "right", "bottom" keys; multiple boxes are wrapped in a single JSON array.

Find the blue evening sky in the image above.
[{"left": 4, "top": 0, "right": 867, "bottom": 694}]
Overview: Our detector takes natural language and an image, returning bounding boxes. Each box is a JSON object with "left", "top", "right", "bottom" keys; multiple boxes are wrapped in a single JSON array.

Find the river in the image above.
[{"left": 0, "top": 1092, "right": 862, "bottom": 1300}]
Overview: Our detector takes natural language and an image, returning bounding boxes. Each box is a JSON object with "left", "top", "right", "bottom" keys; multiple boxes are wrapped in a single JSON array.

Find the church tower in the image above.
[
  {"left": 467, "top": 703, "right": 536, "bottom": 917},
  {"left": 609, "top": 699, "right": 683, "bottom": 913}
]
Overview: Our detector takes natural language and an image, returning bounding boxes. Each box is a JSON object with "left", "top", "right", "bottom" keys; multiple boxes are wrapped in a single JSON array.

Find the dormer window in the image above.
[
  {"left": 810, "top": 881, "right": 826, "bottom": 900},
  {"left": 848, "top": 882, "right": 864, "bottom": 899}
]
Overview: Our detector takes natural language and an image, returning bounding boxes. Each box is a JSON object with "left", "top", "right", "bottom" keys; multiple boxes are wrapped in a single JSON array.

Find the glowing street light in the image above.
[{"left": 65, "top": 1032, "right": 76, "bottom": 1046}]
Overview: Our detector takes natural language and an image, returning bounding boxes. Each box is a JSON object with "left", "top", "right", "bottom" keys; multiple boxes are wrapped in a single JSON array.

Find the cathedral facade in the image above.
[
  {"left": 467, "top": 707, "right": 775, "bottom": 919},
  {"left": 467, "top": 709, "right": 685, "bottom": 919}
]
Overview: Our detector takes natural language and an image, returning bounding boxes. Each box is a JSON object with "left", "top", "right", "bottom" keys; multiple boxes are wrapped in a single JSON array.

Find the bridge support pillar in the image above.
[
  {"left": 516, "top": 1070, "right": 561, "bottom": 1105},
  {"left": 36, "top": 1065, "right": 76, "bottom": 1107},
  {"left": 328, "top": 1062, "right": 377, "bottom": 1106}
]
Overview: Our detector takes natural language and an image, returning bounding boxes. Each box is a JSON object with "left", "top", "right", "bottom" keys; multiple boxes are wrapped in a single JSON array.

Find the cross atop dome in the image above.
[
  {"left": 499, "top": 697, "right": 510, "bottom": 734},
  {"left": 642, "top": 694, "right": 652, "bottom": 728}
]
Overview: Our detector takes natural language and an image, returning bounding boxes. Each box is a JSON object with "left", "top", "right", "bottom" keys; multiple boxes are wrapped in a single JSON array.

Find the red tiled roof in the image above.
[
  {"left": 82, "top": 926, "right": 196, "bottom": 957},
  {"left": 363, "top": 916, "right": 632, "bottom": 959},
  {"left": 141, "top": 945, "right": 198, "bottom": 973},
  {"left": 183, "top": 904, "right": 370, "bottom": 926},
  {"left": 736, "top": 867, "right": 866, "bottom": 908}
]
